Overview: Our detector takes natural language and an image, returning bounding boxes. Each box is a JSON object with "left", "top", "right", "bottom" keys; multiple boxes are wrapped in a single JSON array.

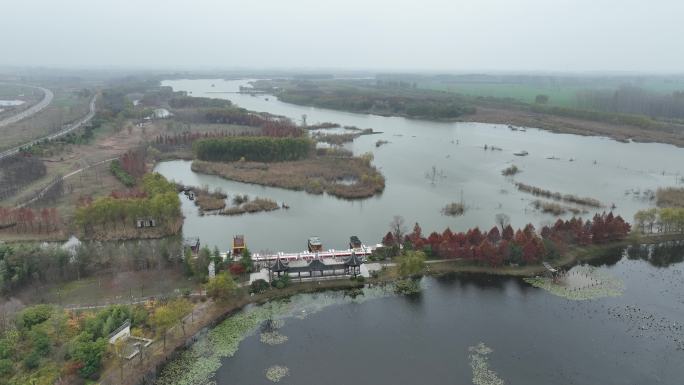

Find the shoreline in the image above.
[
  {"left": 117, "top": 232, "right": 683, "bottom": 385},
  {"left": 275, "top": 95, "right": 684, "bottom": 148}
]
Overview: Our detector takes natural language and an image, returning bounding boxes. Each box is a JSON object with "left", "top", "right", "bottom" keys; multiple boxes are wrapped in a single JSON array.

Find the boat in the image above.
[
  {"left": 513, "top": 150, "right": 529, "bottom": 156},
  {"left": 308, "top": 236, "right": 323, "bottom": 252}
]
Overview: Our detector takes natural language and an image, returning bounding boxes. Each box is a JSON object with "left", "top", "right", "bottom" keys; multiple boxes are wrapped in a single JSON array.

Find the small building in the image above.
[
  {"left": 108, "top": 319, "right": 131, "bottom": 344},
  {"left": 183, "top": 237, "right": 201, "bottom": 255},
  {"left": 307, "top": 236, "right": 323, "bottom": 252},
  {"left": 232, "top": 235, "right": 246, "bottom": 256},
  {"left": 135, "top": 218, "right": 156, "bottom": 228}
]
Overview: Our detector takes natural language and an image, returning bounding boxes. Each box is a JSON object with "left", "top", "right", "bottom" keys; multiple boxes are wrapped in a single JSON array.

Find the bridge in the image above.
[{"left": 226, "top": 245, "right": 378, "bottom": 263}]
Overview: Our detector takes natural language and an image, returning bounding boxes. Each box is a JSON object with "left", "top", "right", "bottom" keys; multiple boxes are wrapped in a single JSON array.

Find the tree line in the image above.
[
  {"left": 382, "top": 213, "right": 631, "bottom": 267},
  {"left": 0, "top": 237, "right": 184, "bottom": 295},
  {"left": 173, "top": 107, "right": 303, "bottom": 137},
  {"left": 577, "top": 86, "right": 684, "bottom": 120},
  {"left": 278, "top": 87, "right": 476, "bottom": 119},
  {"left": 0, "top": 154, "right": 46, "bottom": 201},
  {"left": 0, "top": 207, "right": 60, "bottom": 234},
  {"left": 75, "top": 173, "right": 181, "bottom": 237},
  {"left": 193, "top": 137, "right": 313, "bottom": 163},
  {"left": 634, "top": 207, "right": 684, "bottom": 234}
]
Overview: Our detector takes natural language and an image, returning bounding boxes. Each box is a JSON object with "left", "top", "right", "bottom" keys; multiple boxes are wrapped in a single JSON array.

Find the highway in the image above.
[
  {"left": 0, "top": 84, "right": 54, "bottom": 128},
  {"left": 0, "top": 93, "right": 97, "bottom": 160}
]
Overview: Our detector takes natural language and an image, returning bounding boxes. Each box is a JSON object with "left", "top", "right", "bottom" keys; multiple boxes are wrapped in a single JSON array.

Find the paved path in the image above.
[
  {"left": 0, "top": 93, "right": 97, "bottom": 161},
  {"left": 16, "top": 156, "right": 118, "bottom": 208},
  {"left": 0, "top": 84, "right": 53, "bottom": 128}
]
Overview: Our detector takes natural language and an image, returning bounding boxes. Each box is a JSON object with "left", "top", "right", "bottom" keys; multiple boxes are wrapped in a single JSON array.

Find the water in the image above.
[
  {"left": 157, "top": 78, "right": 684, "bottom": 254},
  {"left": 180, "top": 251, "right": 682, "bottom": 385},
  {"left": 0, "top": 99, "right": 25, "bottom": 106}
]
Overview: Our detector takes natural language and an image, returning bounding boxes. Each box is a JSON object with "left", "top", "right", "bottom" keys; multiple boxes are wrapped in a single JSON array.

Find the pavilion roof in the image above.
[
  {"left": 270, "top": 257, "right": 289, "bottom": 272},
  {"left": 345, "top": 252, "right": 363, "bottom": 267}
]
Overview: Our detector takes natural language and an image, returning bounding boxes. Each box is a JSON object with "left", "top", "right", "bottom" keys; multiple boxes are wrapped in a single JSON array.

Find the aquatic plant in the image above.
[
  {"left": 156, "top": 286, "right": 394, "bottom": 385},
  {"left": 442, "top": 202, "right": 465, "bottom": 216},
  {"left": 468, "top": 342, "right": 504, "bottom": 385},
  {"left": 260, "top": 331, "right": 288, "bottom": 345},
  {"left": 523, "top": 265, "right": 624, "bottom": 300},
  {"left": 265, "top": 365, "right": 290, "bottom": 382},
  {"left": 394, "top": 279, "right": 421, "bottom": 295}
]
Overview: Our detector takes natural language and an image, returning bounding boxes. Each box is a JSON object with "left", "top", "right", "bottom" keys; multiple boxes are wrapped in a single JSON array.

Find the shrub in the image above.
[
  {"left": 109, "top": 159, "right": 136, "bottom": 187},
  {"left": 20, "top": 305, "right": 53, "bottom": 329},
  {"left": 23, "top": 350, "right": 41, "bottom": 370},
  {"left": 250, "top": 279, "right": 269, "bottom": 294},
  {"left": 0, "top": 358, "right": 13, "bottom": 376},
  {"left": 394, "top": 279, "right": 421, "bottom": 295},
  {"left": 194, "top": 137, "right": 312, "bottom": 163}
]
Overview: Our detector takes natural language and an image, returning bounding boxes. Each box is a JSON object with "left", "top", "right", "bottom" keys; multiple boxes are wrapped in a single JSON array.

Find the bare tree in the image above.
[
  {"left": 495, "top": 213, "right": 510, "bottom": 232},
  {"left": 390, "top": 215, "right": 406, "bottom": 245}
]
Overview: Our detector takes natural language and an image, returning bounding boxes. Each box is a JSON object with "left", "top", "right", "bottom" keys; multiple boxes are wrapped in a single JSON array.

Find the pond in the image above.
[
  {"left": 156, "top": 79, "right": 684, "bottom": 253},
  {"left": 157, "top": 249, "right": 684, "bottom": 385},
  {"left": 0, "top": 99, "right": 25, "bottom": 107}
]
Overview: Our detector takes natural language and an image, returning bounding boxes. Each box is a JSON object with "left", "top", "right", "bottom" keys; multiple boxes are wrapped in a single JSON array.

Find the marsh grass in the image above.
[
  {"left": 192, "top": 155, "right": 385, "bottom": 199},
  {"left": 656, "top": 187, "right": 684, "bottom": 207},
  {"left": 515, "top": 182, "right": 602, "bottom": 207}
]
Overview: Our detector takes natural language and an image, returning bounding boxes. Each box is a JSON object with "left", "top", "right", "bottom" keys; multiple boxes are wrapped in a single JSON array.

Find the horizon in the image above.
[{"left": 3, "top": 0, "right": 683, "bottom": 72}]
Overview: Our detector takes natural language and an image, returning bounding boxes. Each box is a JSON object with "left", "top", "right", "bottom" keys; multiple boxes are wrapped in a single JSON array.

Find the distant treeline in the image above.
[
  {"left": 168, "top": 95, "right": 232, "bottom": 109},
  {"left": 530, "top": 104, "right": 661, "bottom": 130},
  {"left": 172, "top": 106, "right": 302, "bottom": 137},
  {"left": 577, "top": 86, "right": 684, "bottom": 120},
  {"left": 193, "top": 137, "right": 312, "bottom": 162},
  {"left": 278, "top": 88, "right": 475, "bottom": 119}
]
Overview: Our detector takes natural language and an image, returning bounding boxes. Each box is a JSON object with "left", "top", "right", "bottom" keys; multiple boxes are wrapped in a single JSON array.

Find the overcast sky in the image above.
[{"left": 2, "top": 0, "right": 683, "bottom": 72}]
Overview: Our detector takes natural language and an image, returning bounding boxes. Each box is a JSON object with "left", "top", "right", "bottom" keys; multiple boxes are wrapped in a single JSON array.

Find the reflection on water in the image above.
[
  {"left": 627, "top": 241, "right": 684, "bottom": 267},
  {"left": 206, "top": 253, "right": 683, "bottom": 385}
]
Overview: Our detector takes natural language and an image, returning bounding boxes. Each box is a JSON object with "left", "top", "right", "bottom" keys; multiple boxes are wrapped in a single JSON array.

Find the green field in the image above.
[
  {"left": 420, "top": 81, "right": 583, "bottom": 107},
  {"left": 418, "top": 76, "right": 684, "bottom": 109}
]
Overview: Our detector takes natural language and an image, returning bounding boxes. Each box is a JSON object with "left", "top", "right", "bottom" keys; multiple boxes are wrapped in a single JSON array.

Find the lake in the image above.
[
  {"left": 157, "top": 248, "right": 684, "bottom": 385},
  {"left": 157, "top": 79, "right": 684, "bottom": 254},
  {"left": 153, "top": 79, "right": 684, "bottom": 385}
]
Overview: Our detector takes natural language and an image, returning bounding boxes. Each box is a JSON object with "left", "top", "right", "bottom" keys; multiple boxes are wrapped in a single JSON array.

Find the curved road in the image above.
[
  {"left": 0, "top": 84, "right": 54, "bottom": 128},
  {"left": 0, "top": 93, "right": 97, "bottom": 160}
]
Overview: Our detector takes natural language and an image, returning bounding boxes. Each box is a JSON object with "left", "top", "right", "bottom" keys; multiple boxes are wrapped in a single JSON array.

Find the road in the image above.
[
  {"left": 0, "top": 93, "right": 97, "bottom": 160},
  {"left": 0, "top": 84, "right": 54, "bottom": 128}
]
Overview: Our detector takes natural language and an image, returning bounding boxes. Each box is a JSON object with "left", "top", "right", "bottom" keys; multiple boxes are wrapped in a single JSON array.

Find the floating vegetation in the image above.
[
  {"left": 607, "top": 304, "right": 684, "bottom": 350},
  {"left": 155, "top": 286, "right": 394, "bottom": 385},
  {"left": 501, "top": 165, "right": 519, "bottom": 176},
  {"left": 394, "top": 279, "right": 421, "bottom": 295},
  {"left": 531, "top": 199, "right": 586, "bottom": 215},
  {"left": 442, "top": 202, "right": 465, "bottom": 216},
  {"left": 266, "top": 365, "right": 290, "bottom": 382},
  {"left": 523, "top": 265, "right": 624, "bottom": 300},
  {"left": 260, "top": 331, "right": 288, "bottom": 345},
  {"left": 468, "top": 342, "right": 504, "bottom": 385},
  {"left": 515, "top": 182, "right": 602, "bottom": 207}
]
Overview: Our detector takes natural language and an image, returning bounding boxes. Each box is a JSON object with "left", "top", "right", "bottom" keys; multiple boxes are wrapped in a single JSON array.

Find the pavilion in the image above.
[{"left": 268, "top": 252, "right": 364, "bottom": 281}]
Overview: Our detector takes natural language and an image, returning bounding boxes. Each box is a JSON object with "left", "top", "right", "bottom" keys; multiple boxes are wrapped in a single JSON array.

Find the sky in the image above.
[{"left": 2, "top": 0, "right": 683, "bottom": 72}]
